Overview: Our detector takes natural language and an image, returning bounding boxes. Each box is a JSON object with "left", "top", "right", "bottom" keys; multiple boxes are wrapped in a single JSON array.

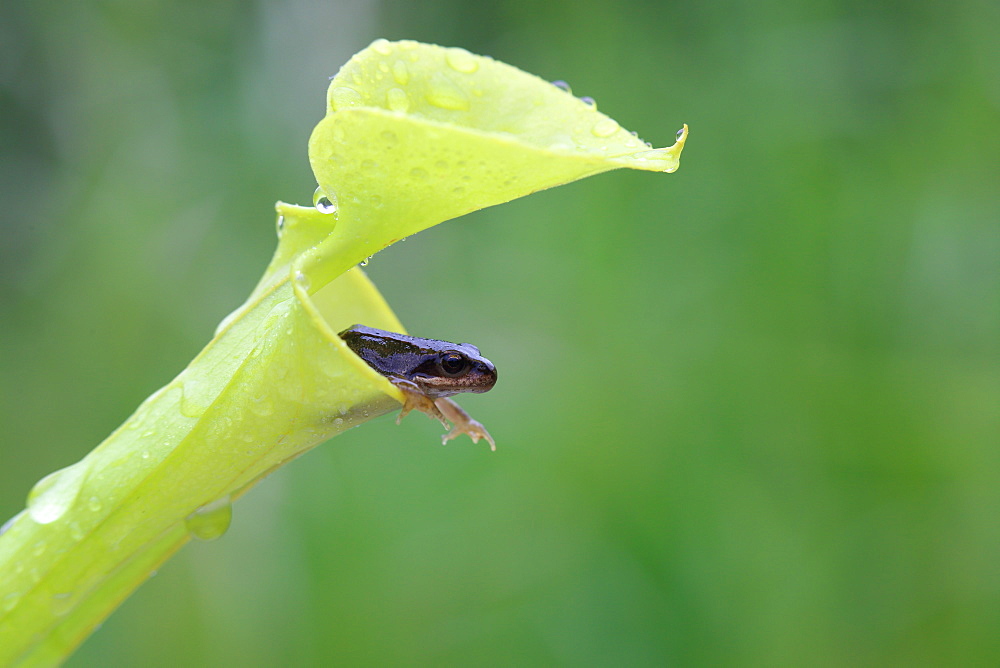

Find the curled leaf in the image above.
[{"left": 306, "top": 39, "right": 687, "bottom": 288}]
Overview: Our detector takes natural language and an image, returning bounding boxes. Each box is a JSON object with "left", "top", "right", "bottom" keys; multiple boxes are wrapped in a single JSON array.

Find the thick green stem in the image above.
[{"left": 0, "top": 207, "right": 406, "bottom": 664}]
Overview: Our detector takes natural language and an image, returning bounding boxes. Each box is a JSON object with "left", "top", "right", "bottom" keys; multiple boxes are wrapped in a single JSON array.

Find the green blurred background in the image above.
[{"left": 2, "top": 0, "right": 998, "bottom": 665}]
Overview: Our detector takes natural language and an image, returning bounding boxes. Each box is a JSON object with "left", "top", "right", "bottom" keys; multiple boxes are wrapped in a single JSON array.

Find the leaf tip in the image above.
[{"left": 615, "top": 123, "right": 688, "bottom": 173}]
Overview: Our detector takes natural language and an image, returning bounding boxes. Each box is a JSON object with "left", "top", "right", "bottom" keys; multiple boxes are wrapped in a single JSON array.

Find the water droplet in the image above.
[
  {"left": 676, "top": 127, "right": 685, "bottom": 140},
  {"left": 381, "top": 130, "right": 398, "bottom": 144},
  {"left": 3, "top": 592, "right": 21, "bottom": 613},
  {"left": 629, "top": 149, "right": 678, "bottom": 172},
  {"left": 313, "top": 186, "right": 338, "bottom": 214},
  {"left": 51, "top": 591, "right": 75, "bottom": 617},
  {"left": 27, "top": 461, "right": 89, "bottom": 525},
  {"left": 87, "top": 496, "right": 102, "bottom": 512},
  {"left": 329, "top": 86, "right": 363, "bottom": 110},
  {"left": 69, "top": 522, "right": 85, "bottom": 541},
  {"left": 275, "top": 215, "right": 285, "bottom": 236},
  {"left": 179, "top": 379, "right": 208, "bottom": 418},
  {"left": 386, "top": 87, "right": 410, "bottom": 112},
  {"left": 579, "top": 96, "right": 596, "bottom": 108},
  {"left": 591, "top": 118, "right": 620, "bottom": 138},
  {"left": 371, "top": 38, "right": 392, "bottom": 56},
  {"left": 141, "top": 450, "right": 150, "bottom": 460},
  {"left": 0, "top": 512, "right": 19, "bottom": 536},
  {"left": 333, "top": 417, "right": 344, "bottom": 427},
  {"left": 392, "top": 60, "right": 409, "bottom": 85},
  {"left": 251, "top": 397, "right": 274, "bottom": 417},
  {"left": 426, "top": 74, "right": 470, "bottom": 110},
  {"left": 360, "top": 256, "right": 372, "bottom": 267},
  {"left": 549, "top": 134, "right": 574, "bottom": 151},
  {"left": 185, "top": 496, "right": 233, "bottom": 541},
  {"left": 294, "top": 271, "right": 311, "bottom": 291},
  {"left": 445, "top": 47, "right": 478, "bottom": 73},
  {"left": 551, "top": 80, "right": 572, "bottom": 93},
  {"left": 32, "top": 541, "right": 46, "bottom": 557}
]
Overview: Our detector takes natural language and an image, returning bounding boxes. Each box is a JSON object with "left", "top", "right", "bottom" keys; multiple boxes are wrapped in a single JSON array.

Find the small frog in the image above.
[{"left": 338, "top": 324, "right": 498, "bottom": 450}]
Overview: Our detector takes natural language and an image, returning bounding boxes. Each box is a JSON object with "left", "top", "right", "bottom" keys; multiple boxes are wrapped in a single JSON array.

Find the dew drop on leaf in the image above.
[
  {"left": 185, "top": 496, "right": 233, "bottom": 541},
  {"left": 69, "top": 522, "right": 85, "bottom": 541},
  {"left": 426, "top": 74, "right": 470, "bottom": 110},
  {"left": 51, "top": 591, "right": 76, "bottom": 617},
  {"left": 371, "top": 38, "right": 392, "bottom": 56},
  {"left": 27, "top": 461, "right": 89, "bottom": 525},
  {"left": 329, "top": 85, "right": 363, "bottom": 110},
  {"left": 313, "top": 186, "right": 338, "bottom": 214},
  {"left": 392, "top": 60, "right": 409, "bottom": 85},
  {"left": 591, "top": 118, "right": 620, "bottom": 138},
  {"left": 551, "top": 80, "right": 572, "bottom": 94},
  {"left": 179, "top": 380, "right": 208, "bottom": 418},
  {"left": 445, "top": 47, "right": 478, "bottom": 73},
  {"left": 0, "top": 513, "right": 19, "bottom": 537},
  {"left": 3, "top": 592, "right": 22, "bottom": 613},
  {"left": 387, "top": 87, "right": 410, "bottom": 112}
]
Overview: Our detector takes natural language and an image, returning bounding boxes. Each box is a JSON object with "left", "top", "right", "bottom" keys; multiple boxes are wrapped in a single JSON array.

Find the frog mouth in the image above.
[{"left": 411, "top": 366, "right": 497, "bottom": 397}]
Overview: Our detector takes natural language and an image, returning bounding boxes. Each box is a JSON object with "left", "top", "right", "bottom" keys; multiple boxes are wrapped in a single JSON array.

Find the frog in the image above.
[{"left": 338, "top": 324, "right": 498, "bottom": 450}]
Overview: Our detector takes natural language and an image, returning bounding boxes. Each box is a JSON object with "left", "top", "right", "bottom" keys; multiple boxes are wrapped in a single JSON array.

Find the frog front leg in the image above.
[
  {"left": 389, "top": 378, "right": 448, "bottom": 427},
  {"left": 435, "top": 397, "right": 496, "bottom": 451}
]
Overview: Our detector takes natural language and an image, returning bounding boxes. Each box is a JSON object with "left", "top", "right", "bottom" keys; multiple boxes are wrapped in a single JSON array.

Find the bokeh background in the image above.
[{"left": 2, "top": 0, "right": 998, "bottom": 665}]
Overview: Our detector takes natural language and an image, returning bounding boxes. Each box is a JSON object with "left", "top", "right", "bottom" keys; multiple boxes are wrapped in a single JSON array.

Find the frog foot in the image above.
[
  {"left": 390, "top": 379, "right": 448, "bottom": 427},
  {"left": 435, "top": 397, "right": 496, "bottom": 451}
]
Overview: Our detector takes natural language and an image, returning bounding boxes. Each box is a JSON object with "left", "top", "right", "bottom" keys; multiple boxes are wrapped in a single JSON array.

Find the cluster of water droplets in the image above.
[
  {"left": 328, "top": 40, "right": 493, "bottom": 119},
  {"left": 548, "top": 78, "right": 686, "bottom": 171}
]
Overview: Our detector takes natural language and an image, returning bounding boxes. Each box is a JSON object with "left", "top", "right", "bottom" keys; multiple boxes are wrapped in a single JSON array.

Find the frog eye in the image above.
[{"left": 438, "top": 352, "right": 469, "bottom": 377}]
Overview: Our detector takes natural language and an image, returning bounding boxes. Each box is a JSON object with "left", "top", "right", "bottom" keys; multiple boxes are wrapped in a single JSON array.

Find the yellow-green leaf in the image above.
[{"left": 306, "top": 39, "right": 686, "bottom": 287}]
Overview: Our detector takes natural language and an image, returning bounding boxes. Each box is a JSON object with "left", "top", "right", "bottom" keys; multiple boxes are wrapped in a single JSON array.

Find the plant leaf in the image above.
[{"left": 306, "top": 39, "right": 686, "bottom": 287}]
